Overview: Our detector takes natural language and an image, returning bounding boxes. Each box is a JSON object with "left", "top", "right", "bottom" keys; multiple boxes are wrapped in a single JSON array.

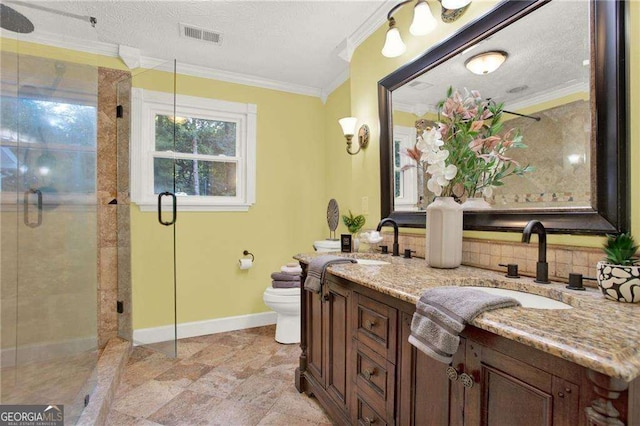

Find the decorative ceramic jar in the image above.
[
  {"left": 426, "top": 196, "right": 462, "bottom": 268},
  {"left": 596, "top": 261, "right": 640, "bottom": 303}
]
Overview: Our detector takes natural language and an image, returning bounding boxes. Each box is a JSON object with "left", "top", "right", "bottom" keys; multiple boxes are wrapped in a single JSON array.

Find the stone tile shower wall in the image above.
[
  {"left": 97, "top": 68, "right": 131, "bottom": 347},
  {"left": 377, "top": 232, "right": 603, "bottom": 286},
  {"left": 490, "top": 100, "right": 593, "bottom": 210}
]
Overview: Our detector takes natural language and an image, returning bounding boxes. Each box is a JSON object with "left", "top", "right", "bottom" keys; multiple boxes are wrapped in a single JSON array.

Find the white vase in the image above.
[
  {"left": 461, "top": 197, "right": 492, "bottom": 211},
  {"left": 426, "top": 196, "right": 463, "bottom": 268}
]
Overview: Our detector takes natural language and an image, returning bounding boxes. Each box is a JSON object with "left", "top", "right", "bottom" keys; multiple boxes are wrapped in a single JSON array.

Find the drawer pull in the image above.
[
  {"left": 364, "top": 416, "right": 376, "bottom": 425},
  {"left": 363, "top": 368, "right": 377, "bottom": 380},
  {"left": 322, "top": 294, "right": 330, "bottom": 302},
  {"left": 364, "top": 319, "right": 377, "bottom": 330},
  {"left": 446, "top": 366, "right": 459, "bottom": 382},
  {"left": 460, "top": 373, "right": 474, "bottom": 389}
]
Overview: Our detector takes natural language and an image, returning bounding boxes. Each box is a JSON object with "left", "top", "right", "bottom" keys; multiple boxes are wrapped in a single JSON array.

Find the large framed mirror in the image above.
[{"left": 379, "top": 0, "right": 628, "bottom": 234}]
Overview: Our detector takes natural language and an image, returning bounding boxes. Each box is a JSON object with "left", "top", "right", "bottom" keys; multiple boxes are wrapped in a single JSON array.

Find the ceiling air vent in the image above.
[
  {"left": 179, "top": 23, "right": 223, "bottom": 45},
  {"left": 407, "top": 81, "right": 433, "bottom": 91}
]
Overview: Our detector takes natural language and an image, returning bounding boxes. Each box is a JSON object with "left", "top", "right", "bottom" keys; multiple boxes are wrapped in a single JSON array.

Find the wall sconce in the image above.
[
  {"left": 382, "top": 0, "right": 438, "bottom": 58},
  {"left": 339, "top": 117, "right": 370, "bottom": 156},
  {"left": 465, "top": 51, "right": 508, "bottom": 75}
]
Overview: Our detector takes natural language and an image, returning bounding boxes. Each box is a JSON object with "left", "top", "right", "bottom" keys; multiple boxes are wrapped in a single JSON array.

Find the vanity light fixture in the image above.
[
  {"left": 441, "top": 0, "right": 471, "bottom": 10},
  {"left": 339, "top": 117, "right": 370, "bottom": 156},
  {"left": 382, "top": 0, "right": 437, "bottom": 58},
  {"left": 465, "top": 50, "right": 508, "bottom": 75}
]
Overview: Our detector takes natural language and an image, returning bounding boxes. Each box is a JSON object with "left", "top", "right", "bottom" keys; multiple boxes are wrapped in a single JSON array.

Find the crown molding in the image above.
[
  {"left": 138, "top": 57, "right": 322, "bottom": 98},
  {"left": 394, "top": 82, "right": 590, "bottom": 118},
  {"left": 505, "top": 82, "right": 589, "bottom": 112},
  {"left": 0, "top": 29, "right": 119, "bottom": 57},
  {"left": 3, "top": 30, "right": 323, "bottom": 99},
  {"left": 320, "top": 68, "right": 350, "bottom": 104},
  {"left": 336, "top": 0, "right": 394, "bottom": 63},
  {"left": 394, "top": 101, "right": 436, "bottom": 117}
]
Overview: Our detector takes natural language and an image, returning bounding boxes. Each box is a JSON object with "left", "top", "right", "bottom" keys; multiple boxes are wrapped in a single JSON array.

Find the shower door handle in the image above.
[
  {"left": 23, "top": 188, "right": 43, "bottom": 228},
  {"left": 158, "top": 192, "right": 177, "bottom": 226}
]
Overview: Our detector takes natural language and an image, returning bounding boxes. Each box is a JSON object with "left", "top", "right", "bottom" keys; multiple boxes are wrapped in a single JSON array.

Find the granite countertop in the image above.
[{"left": 294, "top": 252, "right": 640, "bottom": 382}]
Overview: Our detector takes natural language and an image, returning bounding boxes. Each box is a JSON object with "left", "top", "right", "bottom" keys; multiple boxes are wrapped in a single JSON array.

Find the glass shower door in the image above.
[
  {"left": 0, "top": 48, "right": 98, "bottom": 422},
  {"left": 121, "top": 60, "right": 178, "bottom": 357}
]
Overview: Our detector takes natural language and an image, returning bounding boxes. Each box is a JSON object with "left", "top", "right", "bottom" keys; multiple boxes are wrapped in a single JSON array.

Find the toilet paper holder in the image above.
[{"left": 242, "top": 250, "right": 255, "bottom": 262}]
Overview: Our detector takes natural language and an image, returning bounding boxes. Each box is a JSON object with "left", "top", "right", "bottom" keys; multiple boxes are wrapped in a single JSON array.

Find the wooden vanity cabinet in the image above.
[
  {"left": 296, "top": 270, "right": 634, "bottom": 425},
  {"left": 398, "top": 313, "right": 587, "bottom": 425},
  {"left": 301, "top": 275, "right": 353, "bottom": 424}
]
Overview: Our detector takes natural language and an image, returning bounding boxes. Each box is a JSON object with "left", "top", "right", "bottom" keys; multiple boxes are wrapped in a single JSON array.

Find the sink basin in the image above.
[
  {"left": 461, "top": 286, "right": 572, "bottom": 310},
  {"left": 355, "top": 259, "right": 390, "bottom": 266}
]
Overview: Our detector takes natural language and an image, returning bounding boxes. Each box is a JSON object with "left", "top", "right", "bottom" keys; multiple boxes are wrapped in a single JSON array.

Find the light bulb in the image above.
[
  {"left": 338, "top": 117, "right": 358, "bottom": 136},
  {"left": 382, "top": 25, "right": 406, "bottom": 58},
  {"left": 410, "top": 1, "right": 437, "bottom": 36},
  {"left": 441, "top": 0, "right": 471, "bottom": 10}
]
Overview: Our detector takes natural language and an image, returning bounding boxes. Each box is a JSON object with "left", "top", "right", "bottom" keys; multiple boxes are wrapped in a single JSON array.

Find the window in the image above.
[
  {"left": 131, "top": 88, "right": 256, "bottom": 211},
  {"left": 1, "top": 97, "right": 97, "bottom": 200},
  {"left": 393, "top": 125, "right": 418, "bottom": 211}
]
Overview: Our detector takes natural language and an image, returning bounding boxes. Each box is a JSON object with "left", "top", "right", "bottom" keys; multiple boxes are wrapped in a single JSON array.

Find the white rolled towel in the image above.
[{"left": 281, "top": 264, "right": 302, "bottom": 275}]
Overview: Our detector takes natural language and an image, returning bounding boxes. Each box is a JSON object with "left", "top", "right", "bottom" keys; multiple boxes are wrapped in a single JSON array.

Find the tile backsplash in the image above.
[{"left": 373, "top": 232, "right": 603, "bottom": 286}]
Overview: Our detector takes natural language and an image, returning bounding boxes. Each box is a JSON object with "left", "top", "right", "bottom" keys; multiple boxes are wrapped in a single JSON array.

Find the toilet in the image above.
[
  {"left": 264, "top": 240, "right": 340, "bottom": 344},
  {"left": 263, "top": 287, "right": 301, "bottom": 344},
  {"left": 313, "top": 239, "right": 341, "bottom": 252}
]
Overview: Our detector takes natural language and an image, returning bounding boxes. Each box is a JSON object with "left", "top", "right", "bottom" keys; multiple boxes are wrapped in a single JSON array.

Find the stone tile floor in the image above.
[{"left": 107, "top": 326, "right": 333, "bottom": 425}]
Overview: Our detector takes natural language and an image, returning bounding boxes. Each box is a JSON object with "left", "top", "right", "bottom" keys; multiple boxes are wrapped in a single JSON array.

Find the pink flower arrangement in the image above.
[{"left": 405, "top": 87, "right": 532, "bottom": 199}]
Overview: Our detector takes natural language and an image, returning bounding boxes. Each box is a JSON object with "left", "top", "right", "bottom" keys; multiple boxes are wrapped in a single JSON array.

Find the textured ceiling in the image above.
[
  {"left": 7, "top": 0, "right": 388, "bottom": 90},
  {"left": 393, "top": 1, "right": 590, "bottom": 114}
]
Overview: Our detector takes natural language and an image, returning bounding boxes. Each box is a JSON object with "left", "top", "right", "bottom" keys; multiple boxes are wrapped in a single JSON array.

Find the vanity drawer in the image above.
[
  {"left": 354, "top": 391, "right": 389, "bottom": 426},
  {"left": 354, "top": 340, "right": 395, "bottom": 420},
  {"left": 354, "top": 292, "right": 397, "bottom": 363}
]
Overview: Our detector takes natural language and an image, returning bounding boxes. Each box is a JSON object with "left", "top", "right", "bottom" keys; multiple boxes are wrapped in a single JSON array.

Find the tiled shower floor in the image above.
[{"left": 107, "top": 326, "right": 332, "bottom": 425}]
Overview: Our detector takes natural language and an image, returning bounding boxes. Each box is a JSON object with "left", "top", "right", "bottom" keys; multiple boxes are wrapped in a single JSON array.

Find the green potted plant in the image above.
[
  {"left": 342, "top": 211, "right": 366, "bottom": 252},
  {"left": 596, "top": 233, "right": 640, "bottom": 303}
]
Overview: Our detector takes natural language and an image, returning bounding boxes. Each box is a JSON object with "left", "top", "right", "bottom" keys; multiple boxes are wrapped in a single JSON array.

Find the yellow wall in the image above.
[
  {"left": 337, "top": 1, "right": 639, "bottom": 247},
  {"left": 130, "top": 70, "right": 327, "bottom": 329},
  {"left": 323, "top": 79, "right": 357, "bottom": 232}
]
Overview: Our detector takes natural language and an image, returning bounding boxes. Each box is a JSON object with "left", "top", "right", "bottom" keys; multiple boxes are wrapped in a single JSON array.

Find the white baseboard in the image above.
[
  {"left": 132, "top": 311, "right": 277, "bottom": 346},
  {"left": 0, "top": 337, "right": 97, "bottom": 368}
]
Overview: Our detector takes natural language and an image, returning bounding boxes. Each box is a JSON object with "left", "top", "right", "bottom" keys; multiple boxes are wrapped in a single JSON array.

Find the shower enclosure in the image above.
[{"left": 0, "top": 40, "right": 99, "bottom": 423}]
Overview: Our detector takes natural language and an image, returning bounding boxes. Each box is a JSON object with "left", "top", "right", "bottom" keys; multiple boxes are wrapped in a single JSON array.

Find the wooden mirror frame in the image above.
[{"left": 379, "top": 0, "right": 628, "bottom": 235}]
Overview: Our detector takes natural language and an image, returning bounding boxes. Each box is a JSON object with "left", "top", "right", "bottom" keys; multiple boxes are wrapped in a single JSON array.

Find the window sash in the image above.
[
  {"left": 153, "top": 113, "right": 240, "bottom": 157},
  {"left": 131, "top": 88, "right": 256, "bottom": 212}
]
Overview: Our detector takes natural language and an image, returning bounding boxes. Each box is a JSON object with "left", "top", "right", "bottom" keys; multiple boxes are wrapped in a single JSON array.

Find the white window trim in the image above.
[{"left": 131, "top": 88, "right": 257, "bottom": 212}]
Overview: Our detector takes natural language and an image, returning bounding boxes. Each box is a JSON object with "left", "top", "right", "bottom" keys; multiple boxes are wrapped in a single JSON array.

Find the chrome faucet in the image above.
[
  {"left": 521, "top": 220, "right": 550, "bottom": 283},
  {"left": 376, "top": 218, "right": 400, "bottom": 256}
]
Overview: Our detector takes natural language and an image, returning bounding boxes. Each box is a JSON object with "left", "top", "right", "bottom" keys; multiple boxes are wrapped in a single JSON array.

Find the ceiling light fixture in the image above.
[
  {"left": 465, "top": 51, "right": 508, "bottom": 75},
  {"left": 382, "top": 0, "right": 437, "bottom": 58}
]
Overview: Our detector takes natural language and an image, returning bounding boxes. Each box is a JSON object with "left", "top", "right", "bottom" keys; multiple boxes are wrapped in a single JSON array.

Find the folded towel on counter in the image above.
[
  {"left": 272, "top": 280, "right": 301, "bottom": 289},
  {"left": 304, "top": 255, "right": 356, "bottom": 293},
  {"left": 271, "top": 272, "right": 300, "bottom": 281},
  {"left": 409, "top": 287, "right": 520, "bottom": 364},
  {"left": 281, "top": 265, "right": 303, "bottom": 275}
]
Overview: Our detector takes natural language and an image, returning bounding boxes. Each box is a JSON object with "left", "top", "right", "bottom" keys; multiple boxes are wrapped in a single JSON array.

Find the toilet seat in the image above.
[{"left": 314, "top": 239, "right": 341, "bottom": 252}]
